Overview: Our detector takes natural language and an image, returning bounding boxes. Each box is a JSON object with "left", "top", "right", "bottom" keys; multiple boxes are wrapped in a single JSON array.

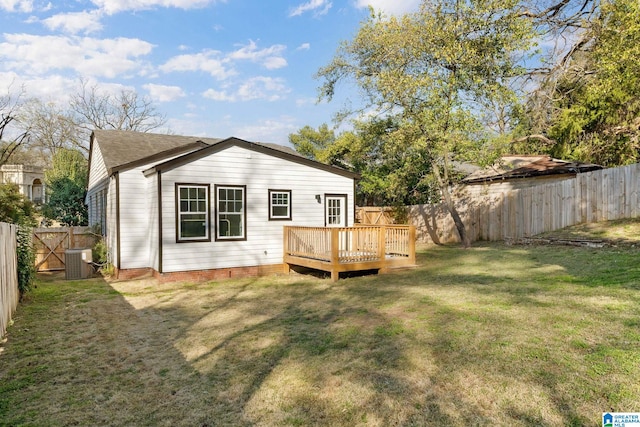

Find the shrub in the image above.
[
  {"left": 92, "top": 238, "right": 114, "bottom": 276},
  {"left": 0, "top": 183, "right": 37, "bottom": 298},
  {"left": 0, "top": 183, "right": 36, "bottom": 224},
  {"left": 16, "top": 225, "right": 36, "bottom": 297},
  {"left": 92, "top": 238, "right": 108, "bottom": 265}
]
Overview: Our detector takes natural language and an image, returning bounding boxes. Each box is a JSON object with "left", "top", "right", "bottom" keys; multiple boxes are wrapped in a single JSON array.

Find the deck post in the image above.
[
  {"left": 283, "top": 226, "right": 289, "bottom": 256},
  {"left": 378, "top": 226, "right": 385, "bottom": 259},
  {"left": 378, "top": 226, "right": 387, "bottom": 272},
  {"left": 283, "top": 226, "right": 290, "bottom": 275},
  {"left": 409, "top": 225, "right": 416, "bottom": 265},
  {"left": 330, "top": 228, "right": 339, "bottom": 282}
]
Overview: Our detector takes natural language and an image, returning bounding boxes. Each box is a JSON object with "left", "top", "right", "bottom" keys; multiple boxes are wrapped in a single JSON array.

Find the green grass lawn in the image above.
[{"left": 1, "top": 229, "right": 640, "bottom": 426}]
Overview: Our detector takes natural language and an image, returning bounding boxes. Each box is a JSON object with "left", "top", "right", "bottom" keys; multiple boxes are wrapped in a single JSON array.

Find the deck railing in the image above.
[{"left": 284, "top": 225, "right": 416, "bottom": 280}]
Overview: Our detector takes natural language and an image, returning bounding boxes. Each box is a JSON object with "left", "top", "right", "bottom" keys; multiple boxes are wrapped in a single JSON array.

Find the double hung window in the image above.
[
  {"left": 177, "top": 184, "right": 210, "bottom": 241},
  {"left": 216, "top": 185, "right": 246, "bottom": 240},
  {"left": 268, "top": 189, "right": 291, "bottom": 220}
]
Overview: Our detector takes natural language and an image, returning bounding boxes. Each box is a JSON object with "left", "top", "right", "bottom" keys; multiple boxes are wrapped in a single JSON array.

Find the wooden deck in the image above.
[{"left": 283, "top": 225, "right": 416, "bottom": 281}]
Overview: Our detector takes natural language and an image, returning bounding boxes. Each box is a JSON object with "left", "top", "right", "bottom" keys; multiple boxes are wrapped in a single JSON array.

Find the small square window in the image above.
[{"left": 269, "top": 190, "right": 291, "bottom": 220}]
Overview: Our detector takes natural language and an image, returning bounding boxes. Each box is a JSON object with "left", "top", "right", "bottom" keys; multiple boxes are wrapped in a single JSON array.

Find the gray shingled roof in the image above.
[
  {"left": 92, "top": 129, "right": 223, "bottom": 173},
  {"left": 91, "top": 130, "right": 336, "bottom": 178}
]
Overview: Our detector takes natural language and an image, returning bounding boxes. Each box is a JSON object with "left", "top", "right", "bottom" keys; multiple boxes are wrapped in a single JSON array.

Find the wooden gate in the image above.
[
  {"left": 356, "top": 207, "right": 395, "bottom": 225},
  {"left": 32, "top": 227, "right": 98, "bottom": 272}
]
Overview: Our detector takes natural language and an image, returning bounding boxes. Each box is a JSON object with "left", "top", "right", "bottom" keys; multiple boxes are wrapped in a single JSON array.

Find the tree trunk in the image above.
[{"left": 432, "top": 162, "right": 471, "bottom": 248}]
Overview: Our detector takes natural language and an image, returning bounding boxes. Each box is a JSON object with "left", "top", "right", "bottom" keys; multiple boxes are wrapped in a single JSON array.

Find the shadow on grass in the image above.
[{"left": 2, "top": 242, "right": 639, "bottom": 426}]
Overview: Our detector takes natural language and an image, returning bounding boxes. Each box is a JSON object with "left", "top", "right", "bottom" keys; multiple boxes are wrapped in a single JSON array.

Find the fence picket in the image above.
[
  {"left": 1, "top": 222, "right": 19, "bottom": 339},
  {"left": 402, "top": 164, "right": 640, "bottom": 244}
]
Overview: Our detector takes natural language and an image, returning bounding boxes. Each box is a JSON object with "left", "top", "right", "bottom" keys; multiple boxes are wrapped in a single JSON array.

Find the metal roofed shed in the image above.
[{"left": 460, "top": 155, "right": 603, "bottom": 196}]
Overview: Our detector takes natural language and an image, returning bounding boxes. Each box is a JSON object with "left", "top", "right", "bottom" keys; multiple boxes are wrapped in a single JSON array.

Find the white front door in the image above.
[{"left": 325, "top": 195, "right": 347, "bottom": 227}]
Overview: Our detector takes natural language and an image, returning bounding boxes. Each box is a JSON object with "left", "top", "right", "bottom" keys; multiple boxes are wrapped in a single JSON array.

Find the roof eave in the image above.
[
  {"left": 108, "top": 141, "right": 209, "bottom": 176},
  {"left": 143, "top": 137, "right": 361, "bottom": 180}
]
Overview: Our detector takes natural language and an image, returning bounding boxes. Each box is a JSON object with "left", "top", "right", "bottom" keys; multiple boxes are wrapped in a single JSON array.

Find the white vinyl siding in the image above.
[
  {"left": 114, "top": 152, "right": 192, "bottom": 270},
  {"left": 106, "top": 177, "right": 118, "bottom": 268},
  {"left": 158, "top": 144, "right": 354, "bottom": 273},
  {"left": 87, "top": 140, "right": 108, "bottom": 189},
  {"left": 86, "top": 140, "right": 109, "bottom": 231},
  {"left": 117, "top": 166, "right": 155, "bottom": 269},
  {"left": 147, "top": 173, "right": 159, "bottom": 271}
]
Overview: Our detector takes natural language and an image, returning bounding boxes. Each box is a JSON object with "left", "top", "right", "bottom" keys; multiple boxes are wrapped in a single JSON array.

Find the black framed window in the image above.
[
  {"left": 269, "top": 189, "right": 291, "bottom": 220},
  {"left": 176, "top": 184, "right": 210, "bottom": 242},
  {"left": 216, "top": 185, "right": 246, "bottom": 240}
]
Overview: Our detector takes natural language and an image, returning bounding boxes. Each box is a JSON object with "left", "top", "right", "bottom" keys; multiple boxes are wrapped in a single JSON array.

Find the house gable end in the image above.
[{"left": 143, "top": 137, "right": 360, "bottom": 180}]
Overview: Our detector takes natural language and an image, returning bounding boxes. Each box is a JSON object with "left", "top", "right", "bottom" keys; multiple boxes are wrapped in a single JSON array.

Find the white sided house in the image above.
[{"left": 85, "top": 130, "right": 359, "bottom": 280}]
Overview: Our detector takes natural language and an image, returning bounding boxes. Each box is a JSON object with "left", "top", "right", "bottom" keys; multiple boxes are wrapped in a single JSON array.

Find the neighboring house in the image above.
[
  {"left": 460, "top": 155, "right": 602, "bottom": 196},
  {"left": 0, "top": 164, "right": 45, "bottom": 203},
  {"left": 85, "top": 130, "right": 359, "bottom": 280}
]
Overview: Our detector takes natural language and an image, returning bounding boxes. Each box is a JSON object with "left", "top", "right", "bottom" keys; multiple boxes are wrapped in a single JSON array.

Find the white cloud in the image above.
[
  {"left": 262, "top": 56, "right": 287, "bottom": 70},
  {"left": 289, "top": 0, "right": 331, "bottom": 17},
  {"left": 295, "top": 96, "right": 316, "bottom": 107},
  {"left": 162, "top": 40, "right": 287, "bottom": 80},
  {"left": 234, "top": 117, "right": 298, "bottom": 144},
  {"left": 203, "top": 76, "right": 290, "bottom": 102},
  {"left": 296, "top": 43, "right": 311, "bottom": 51},
  {"left": 160, "top": 50, "right": 235, "bottom": 80},
  {"left": 354, "top": 0, "right": 420, "bottom": 16},
  {"left": 236, "top": 76, "right": 289, "bottom": 101},
  {"left": 202, "top": 88, "right": 234, "bottom": 102},
  {"left": 229, "top": 40, "right": 287, "bottom": 70},
  {"left": 0, "top": 33, "right": 154, "bottom": 79},
  {"left": 0, "top": 72, "right": 75, "bottom": 102},
  {"left": 41, "top": 10, "right": 104, "bottom": 34},
  {"left": 90, "top": 0, "right": 216, "bottom": 15},
  {"left": 0, "top": 0, "right": 33, "bottom": 13},
  {"left": 0, "top": 73, "right": 134, "bottom": 107},
  {"left": 143, "top": 83, "right": 185, "bottom": 102}
]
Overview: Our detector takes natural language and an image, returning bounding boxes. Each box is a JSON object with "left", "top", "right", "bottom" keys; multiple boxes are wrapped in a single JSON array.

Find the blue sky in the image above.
[{"left": 0, "top": 0, "right": 421, "bottom": 145}]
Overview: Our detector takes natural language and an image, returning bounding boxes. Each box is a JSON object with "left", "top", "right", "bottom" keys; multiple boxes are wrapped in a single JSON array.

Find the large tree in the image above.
[
  {"left": 509, "top": 0, "right": 640, "bottom": 166},
  {"left": 0, "top": 88, "right": 30, "bottom": 167},
  {"left": 544, "top": 0, "right": 640, "bottom": 166},
  {"left": 289, "top": 120, "right": 437, "bottom": 206},
  {"left": 289, "top": 123, "right": 336, "bottom": 160},
  {"left": 42, "top": 148, "right": 88, "bottom": 226},
  {"left": 18, "top": 98, "right": 82, "bottom": 161},
  {"left": 317, "top": 0, "right": 536, "bottom": 246},
  {"left": 70, "top": 80, "right": 167, "bottom": 137}
]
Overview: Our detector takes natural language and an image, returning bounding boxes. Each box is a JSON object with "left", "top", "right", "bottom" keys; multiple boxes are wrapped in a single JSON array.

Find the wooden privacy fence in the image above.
[
  {"left": 33, "top": 227, "right": 98, "bottom": 272},
  {"left": 408, "top": 163, "right": 640, "bottom": 244},
  {"left": 284, "top": 225, "right": 416, "bottom": 281},
  {"left": 1, "top": 222, "right": 19, "bottom": 339}
]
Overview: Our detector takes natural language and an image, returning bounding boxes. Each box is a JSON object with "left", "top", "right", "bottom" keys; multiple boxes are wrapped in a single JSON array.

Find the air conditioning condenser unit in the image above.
[{"left": 65, "top": 248, "right": 93, "bottom": 280}]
